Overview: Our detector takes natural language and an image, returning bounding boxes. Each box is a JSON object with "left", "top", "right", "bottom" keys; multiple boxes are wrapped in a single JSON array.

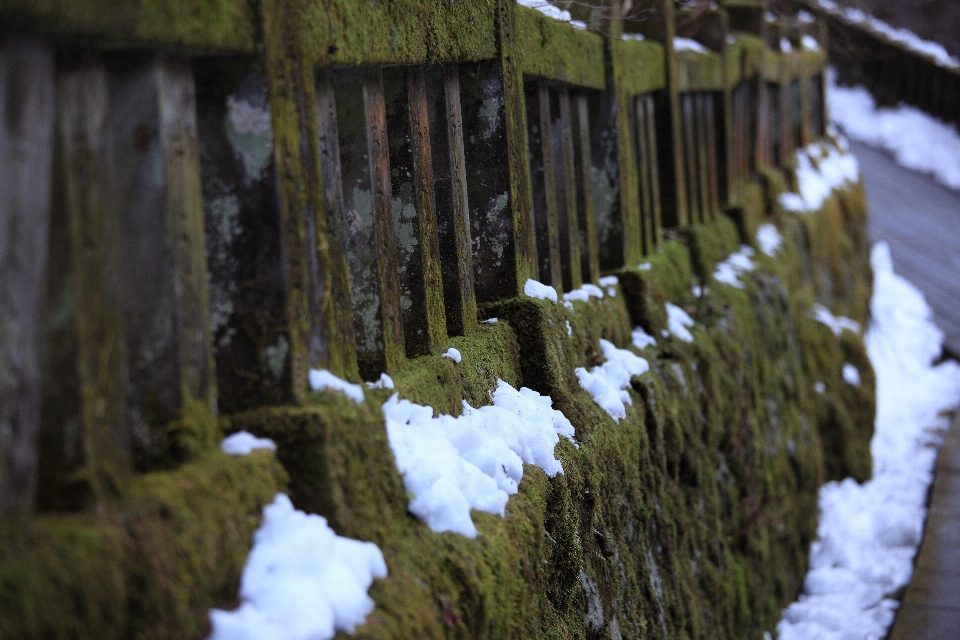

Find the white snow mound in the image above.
[
  {"left": 576, "top": 339, "right": 649, "bottom": 421},
  {"left": 208, "top": 494, "right": 387, "bottom": 640},
  {"left": 384, "top": 380, "right": 575, "bottom": 538}
]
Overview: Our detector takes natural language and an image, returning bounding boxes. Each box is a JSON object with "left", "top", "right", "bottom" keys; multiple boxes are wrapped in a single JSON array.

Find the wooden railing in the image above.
[
  {"left": 786, "top": 0, "right": 960, "bottom": 133},
  {"left": 0, "top": 0, "right": 828, "bottom": 516}
]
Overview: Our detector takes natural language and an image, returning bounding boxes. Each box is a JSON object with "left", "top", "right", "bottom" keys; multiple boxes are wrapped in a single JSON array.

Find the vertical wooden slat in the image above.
[
  {"left": 108, "top": 55, "right": 218, "bottom": 467},
  {"left": 496, "top": 0, "right": 539, "bottom": 294},
  {"left": 681, "top": 94, "right": 701, "bottom": 223},
  {"left": 0, "top": 39, "right": 55, "bottom": 515},
  {"left": 660, "top": 0, "right": 691, "bottom": 228},
  {"left": 331, "top": 69, "right": 386, "bottom": 379},
  {"left": 538, "top": 85, "right": 561, "bottom": 290},
  {"left": 634, "top": 96, "right": 651, "bottom": 250},
  {"left": 694, "top": 93, "right": 712, "bottom": 223},
  {"left": 261, "top": 0, "right": 358, "bottom": 394},
  {"left": 157, "top": 58, "right": 217, "bottom": 422},
  {"left": 39, "top": 53, "right": 131, "bottom": 510},
  {"left": 644, "top": 94, "right": 662, "bottom": 249},
  {"left": 459, "top": 60, "right": 527, "bottom": 303},
  {"left": 572, "top": 94, "right": 600, "bottom": 282},
  {"left": 314, "top": 70, "right": 360, "bottom": 380},
  {"left": 705, "top": 93, "right": 721, "bottom": 220},
  {"left": 438, "top": 64, "right": 477, "bottom": 334},
  {"left": 557, "top": 88, "right": 582, "bottom": 291},
  {"left": 406, "top": 67, "right": 447, "bottom": 354},
  {"left": 195, "top": 57, "right": 295, "bottom": 413},
  {"left": 363, "top": 68, "right": 406, "bottom": 374}
]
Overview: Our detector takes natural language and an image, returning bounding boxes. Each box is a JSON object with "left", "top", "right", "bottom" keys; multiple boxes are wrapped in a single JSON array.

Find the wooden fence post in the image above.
[
  {"left": 0, "top": 39, "right": 55, "bottom": 515},
  {"left": 107, "top": 54, "right": 218, "bottom": 465},
  {"left": 261, "top": 0, "right": 359, "bottom": 388}
]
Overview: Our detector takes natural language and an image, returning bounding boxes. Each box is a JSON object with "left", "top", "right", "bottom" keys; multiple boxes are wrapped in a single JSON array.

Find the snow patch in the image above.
[
  {"left": 632, "top": 327, "right": 658, "bottom": 350},
  {"left": 208, "top": 494, "right": 387, "bottom": 640},
  {"left": 221, "top": 432, "right": 276, "bottom": 456},
  {"left": 563, "top": 283, "right": 605, "bottom": 304},
  {"left": 842, "top": 363, "right": 861, "bottom": 386},
  {"left": 811, "top": 303, "right": 861, "bottom": 336},
  {"left": 384, "top": 381, "right": 575, "bottom": 538},
  {"left": 757, "top": 223, "right": 784, "bottom": 257},
  {"left": 713, "top": 245, "right": 756, "bottom": 289},
  {"left": 674, "top": 37, "right": 708, "bottom": 53},
  {"left": 776, "top": 242, "right": 960, "bottom": 639},
  {"left": 598, "top": 275, "right": 619, "bottom": 287},
  {"left": 366, "top": 373, "right": 395, "bottom": 390},
  {"left": 575, "top": 339, "right": 650, "bottom": 421},
  {"left": 309, "top": 369, "right": 365, "bottom": 403},
  {"left": 779, "top": 138, "right": 860, "bottom": 213},
  {"left": 524, "top": 278, "right": 558, "bottom": 303},
  {"left": 443, "top": 348, "right": 462, "bottom": 364},
  {"left": 665, "top": 303, "right": 695, "bottom": 343}
]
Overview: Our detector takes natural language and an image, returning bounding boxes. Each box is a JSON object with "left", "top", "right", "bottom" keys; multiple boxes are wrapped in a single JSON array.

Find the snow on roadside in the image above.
[
  {"left": 208, "top": 494, "right": 387, "bottom": 640},
  {"left": 828, "top": 70, "right": 960, "bottom": 190},
  {"left": 575, "top": 339, "right": 649, "bottom": 421},
  {"left": 779, "top": 137, "right": 860, "bottom": 214},
  {"left": 384, "top": 380, "right": 575, "bottom": 538},
  {"left": 775, "top": 242, "right": 960, "bottom": 640}
]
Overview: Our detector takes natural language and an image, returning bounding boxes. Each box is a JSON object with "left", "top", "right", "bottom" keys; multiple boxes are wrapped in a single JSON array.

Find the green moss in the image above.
[
  {"left": 515, "top": 5, "right": 607, "bottom": 90},
  {"left": 0, "top": 452, "right": 287, "bottom": 640}
]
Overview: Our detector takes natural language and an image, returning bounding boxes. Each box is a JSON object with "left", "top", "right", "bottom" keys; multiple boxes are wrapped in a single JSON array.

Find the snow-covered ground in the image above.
[
  {"left": 828, "top": 70, "right": 960, "bottom": 191},
  {"left": 775, "top": 243, "right": 960, "bottom": 640}
]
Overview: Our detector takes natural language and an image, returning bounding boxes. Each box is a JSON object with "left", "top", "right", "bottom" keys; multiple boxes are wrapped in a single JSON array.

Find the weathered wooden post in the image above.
[
  {"left": 0, "top": 39, "right": 55, "bottom": 515},
  {"left": 107, "top": 54, "right": 218, "bottom": 465},
  {"left": 429, "top": 64, "right": 478, "bottom": 336},
  {"left": 37, "top": 51, "right": 132, "bottom": 510},
  {"left": 525, "top": 82, "right": 563, "bottom": 289},
  {"left": 193, "top": 56, "right": 295, "bottom": 413},
  {"left": 260, "top": 0, "right": 359, "bottom": 387},
  {"left": 625, "top": 0, "right": 691, "bottom": 231}
]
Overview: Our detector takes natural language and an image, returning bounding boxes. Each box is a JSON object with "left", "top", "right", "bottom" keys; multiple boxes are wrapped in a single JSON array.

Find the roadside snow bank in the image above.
[
  {"left": 208, "top": 494, "right": 387, "bottom": 640},
  {"left": 384, "top": 380, "right": 575, "bottom": 538},
  {"left": 575, "top": 339, "right": 649, "bottom": 421},
  {"left": 828, "top": 70, "right": 960, "bottom": 190},
  {"left": 776, "top": 242, "right": 960, "bottom": 640},
  {"left": 779, "top": 138, "right": 860, "bottom": 213}
]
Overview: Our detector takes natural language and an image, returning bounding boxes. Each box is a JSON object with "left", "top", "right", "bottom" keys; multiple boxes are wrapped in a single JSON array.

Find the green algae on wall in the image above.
[{"left": 222, "top": 177, "right": 875, "bottom": 640}]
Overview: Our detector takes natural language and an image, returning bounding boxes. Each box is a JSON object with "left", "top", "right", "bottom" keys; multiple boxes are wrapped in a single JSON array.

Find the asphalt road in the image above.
[{"left": 851, "top": 140, "right": 960, "bottom": 359}]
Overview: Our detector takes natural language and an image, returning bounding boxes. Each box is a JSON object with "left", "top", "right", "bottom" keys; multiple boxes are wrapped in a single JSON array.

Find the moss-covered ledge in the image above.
[
  {"left": 0, "top": 146, "right": 875, "bottom": 639},
  {"left": 227, "top": 178, "right": 875, "bottom": 639},
  {"left": 0, "top": 451, "right": 287, "bottom": 640}
]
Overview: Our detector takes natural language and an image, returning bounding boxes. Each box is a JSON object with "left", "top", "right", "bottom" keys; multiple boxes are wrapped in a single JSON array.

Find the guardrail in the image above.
[
  {"left": 785, "top": 0, "right": 960, "bottom": 132},
  {"left": 0, "top": 0, "right": 827, "bottom": 517}
]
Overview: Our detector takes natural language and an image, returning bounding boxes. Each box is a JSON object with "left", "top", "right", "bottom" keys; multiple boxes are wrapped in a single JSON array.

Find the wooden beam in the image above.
[
  {"left": 39, "top": 52, "right": 131, "bottom": 509},
  {"left": 108, "top": 54, "right": 218, "bottom": 465},
  {"left": 557, "top": 89, "right": 582, "bottom": 291},
  {"left": 362, "top": 68, "right": 406, "bottom": 375},
  {"left": 0, "top": 39, "right": 55, "bottom": 515},
  {"left": 433, "top": 64, "right": 477, "bottom": 335},
  {"left": 406, "top": 67, "right": 448, "bottom": 353},
  {"left": 572, "top": 93, "right": 601, "bottom": 281}
]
